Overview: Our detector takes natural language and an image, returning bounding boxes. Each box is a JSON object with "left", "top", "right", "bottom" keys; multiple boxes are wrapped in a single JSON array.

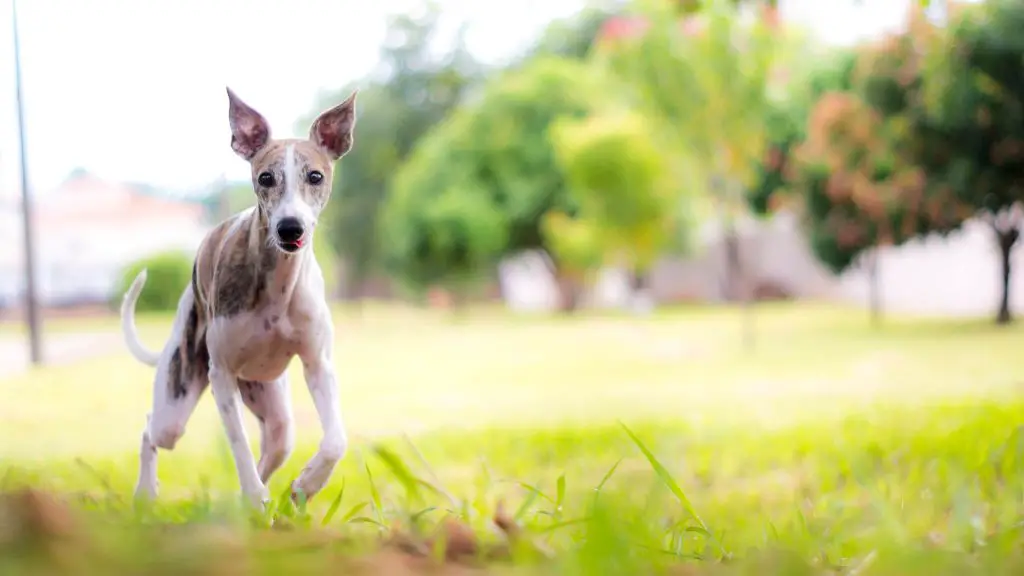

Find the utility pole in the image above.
[{"left": 12, "top": 0, "right": 43, "bottom": 366}]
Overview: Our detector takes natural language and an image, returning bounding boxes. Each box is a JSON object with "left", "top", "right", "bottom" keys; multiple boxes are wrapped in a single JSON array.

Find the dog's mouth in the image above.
[{"left": 277, "top": 238, "right": 305, "bottom": 253}]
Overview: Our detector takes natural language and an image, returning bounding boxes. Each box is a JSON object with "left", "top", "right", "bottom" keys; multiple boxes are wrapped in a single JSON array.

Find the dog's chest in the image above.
[{"left": 216, "top": 309, "right": 309, "bottom": 381}]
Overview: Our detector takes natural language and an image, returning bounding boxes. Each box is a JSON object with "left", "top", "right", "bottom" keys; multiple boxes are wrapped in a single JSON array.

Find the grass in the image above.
[{"left": 1, "top": 302, "right": 1022, "bottom": 574}]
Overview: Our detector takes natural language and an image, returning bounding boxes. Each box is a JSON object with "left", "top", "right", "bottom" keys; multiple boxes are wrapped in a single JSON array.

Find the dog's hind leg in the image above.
[
  {"left": 239, "top": 376, "right": 294, "bottom": 486},
  {"left": 135, "top": 352, "right": 208, "bottom": 500},
  {"left": 135, "top": 287, "right": 210, "bottom": 501}
]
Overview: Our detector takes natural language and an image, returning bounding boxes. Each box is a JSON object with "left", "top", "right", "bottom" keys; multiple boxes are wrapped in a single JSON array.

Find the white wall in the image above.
[
  {"left": 0, "top": 215, "right": 208, "bottom": 307},
  {"left": 838, "top": 218, "right": 1024, "bottom": 318}
]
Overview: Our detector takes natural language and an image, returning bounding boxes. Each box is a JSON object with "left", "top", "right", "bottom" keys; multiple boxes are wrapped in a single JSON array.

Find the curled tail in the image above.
[{"left": 120, "top": 269, "right": 161, "bottom": 367}]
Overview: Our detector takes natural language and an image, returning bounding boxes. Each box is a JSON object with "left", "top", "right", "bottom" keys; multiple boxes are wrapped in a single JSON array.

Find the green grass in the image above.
[{"left": 1, "top": 302, "right": 1023, "bottom": 574}]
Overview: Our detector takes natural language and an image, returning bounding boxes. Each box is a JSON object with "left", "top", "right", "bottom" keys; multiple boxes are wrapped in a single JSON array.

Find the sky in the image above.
[{"left": 0, "top": 0, "right": 930, "bottom": 200}]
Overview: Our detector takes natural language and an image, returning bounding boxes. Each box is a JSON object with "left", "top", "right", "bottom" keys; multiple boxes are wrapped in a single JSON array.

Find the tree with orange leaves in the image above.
[{"left": 789, "top": 89, "right": 957, "bottom": 323}]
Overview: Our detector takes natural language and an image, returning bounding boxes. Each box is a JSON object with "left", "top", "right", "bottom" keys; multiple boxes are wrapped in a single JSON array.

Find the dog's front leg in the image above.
[
  {"left": 210, "top": 364, "right": 268, "bottom": 508},
  {"left": 292, "top": 348, "right": 347, "bottom": 501}
]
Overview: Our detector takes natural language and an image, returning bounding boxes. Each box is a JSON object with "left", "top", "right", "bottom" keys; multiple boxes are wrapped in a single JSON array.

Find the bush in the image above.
[{"left": 114, "top": 250, "right": 193, "bottom": 313}]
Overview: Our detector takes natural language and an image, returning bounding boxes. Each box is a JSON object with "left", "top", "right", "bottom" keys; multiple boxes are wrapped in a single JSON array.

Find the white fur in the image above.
[{"left": 271, "top": 143, "right": 316, "bottom": 239}]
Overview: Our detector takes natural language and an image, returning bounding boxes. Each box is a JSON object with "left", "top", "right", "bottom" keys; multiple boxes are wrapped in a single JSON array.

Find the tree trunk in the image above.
[
  {"left": 995, "top": 226, "right": 1019, "bottom": 325},
  {"left": 723, "top": 219, "right": 755, "bottom": 352},
  {"left": 723, "top": 222, "right": 742, "bottom": 302},
  {"left": 554, "top": 270, "right": 582, "bottom": 314},
  {"left": 629, "top": 268, "right": 654, "bottom": 315},
  {"left": 866, "top": 250, "right": 883, "bottom": 327}
]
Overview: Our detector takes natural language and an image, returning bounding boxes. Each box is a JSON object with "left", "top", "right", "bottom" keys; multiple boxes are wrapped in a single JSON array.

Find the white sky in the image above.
[{"left": 0, "top": 0, "right": 923, "bottom": 199}]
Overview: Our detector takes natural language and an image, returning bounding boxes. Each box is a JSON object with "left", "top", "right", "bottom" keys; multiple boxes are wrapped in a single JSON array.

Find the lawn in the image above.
[{"left": 1, "top": 302, "right": 1022, "bottom": 574}]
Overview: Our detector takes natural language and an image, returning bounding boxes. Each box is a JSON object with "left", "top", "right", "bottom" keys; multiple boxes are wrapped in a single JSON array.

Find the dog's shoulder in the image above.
[
  {"left": 198, "top": 207, "right": 277, "bottom": 318},
  {"left": 194, "top": 208, "right": 249, "bottom": 281}
]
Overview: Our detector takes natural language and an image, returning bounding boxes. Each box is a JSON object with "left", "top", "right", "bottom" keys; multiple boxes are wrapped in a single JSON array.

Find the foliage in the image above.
[
  {"left": 518, "top": 4, "right": 617, "bottom": 63},
  {"left": 297, "top": 6, "right": 482, "bottom": 294},
  {"left": 551, "top": 111, "right": 678, "bottom": 273},
  {"left": 539, "top": 211, "right": 605, "bottom": 282},
  {"left": 858, "top": 1, "right": 1024, "bottom": 323},
  {"left": 790, "top": 92, "right": 933, "bottom": 274},
  {"left": 600, "top": 0, "right": 780, "bottom": 197},
  {"left": 114, "top": 250, "right": 193, "bottom": 312},
  {"left": 748, "top": 48, "right": 859, "bottom": 215},
  {"left": 751, "top": 17, "right": 966, "bottom": 278},
  {"left": 382, "top": 121, "right": 509, "bottom": 292},
  {"left": 381, "top": 57, "right": 609, "bottom": 291}
]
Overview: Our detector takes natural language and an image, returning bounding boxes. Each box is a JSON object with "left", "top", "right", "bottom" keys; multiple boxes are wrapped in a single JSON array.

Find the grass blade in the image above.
[
  {"left": 341, "top": 502, "right": 369, "bottom": 523},
  {"left": 514, "top": 489, "right": 540, "bottom": 522},
  {"left": 518, "top": 481, "right": 555, "bottom": 505},
  {"left": 365, "top": 462, "right": 385, "bottom": 528},
  {"left": 321, "top": 480, "right": 346, "bottom": 526},
  {"left": 403, "top": 433, "right": 458, "bottom": 507},
  {"left": 619, "top": 421, "right": 723, "bottom": 556},
  {"left": 372, "top": 443, "right": 423, "bottom": 504},
  {"left": 594, "top": 458, "right": 622, "bottom": 498}
]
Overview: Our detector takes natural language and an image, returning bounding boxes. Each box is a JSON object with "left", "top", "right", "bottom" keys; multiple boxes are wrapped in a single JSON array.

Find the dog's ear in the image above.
[
  {"left": 226, "top": 87, "right": 271, "bottom": 160},
  {"left": 309, "top": 91, "right": 357, "bottom": 160}
]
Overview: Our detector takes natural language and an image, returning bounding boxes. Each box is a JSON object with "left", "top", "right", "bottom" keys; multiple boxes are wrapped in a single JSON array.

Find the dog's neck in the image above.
[{"left": 249, "top": 205, "right": 310, "bottom": 306}]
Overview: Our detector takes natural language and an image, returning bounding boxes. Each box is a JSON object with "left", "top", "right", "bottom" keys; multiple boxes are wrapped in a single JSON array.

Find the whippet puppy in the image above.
[{"left": 120, "top": 88, "right": 357, "bottom": 507}]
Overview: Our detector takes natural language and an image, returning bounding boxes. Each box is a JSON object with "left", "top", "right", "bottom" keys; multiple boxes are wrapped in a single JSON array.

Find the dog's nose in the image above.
[{"left": 276, "top": 218, "right": 305, "bottom": 243}]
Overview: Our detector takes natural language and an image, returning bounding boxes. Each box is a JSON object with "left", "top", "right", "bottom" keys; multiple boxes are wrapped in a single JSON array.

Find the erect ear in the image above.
[
  {"left": 309, "top": 91, "right": 357, "bottom": 160},
  {"left": 226, "top": 87, "right": 271, "bottom": 160}
]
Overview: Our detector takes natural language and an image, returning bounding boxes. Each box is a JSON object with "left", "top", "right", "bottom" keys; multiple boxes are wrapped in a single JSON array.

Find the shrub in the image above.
[{"left": 114, "top": 250, "right": 193, "bottom": 313}]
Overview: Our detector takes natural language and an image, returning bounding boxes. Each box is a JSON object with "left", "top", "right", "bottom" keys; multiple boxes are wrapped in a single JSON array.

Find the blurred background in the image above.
[{"left": 2, "top": 0, "right": 1014, "bottom": 371}]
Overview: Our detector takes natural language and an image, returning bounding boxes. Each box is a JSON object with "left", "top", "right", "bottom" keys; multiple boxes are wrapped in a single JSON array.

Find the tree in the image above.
[
  {"left": 380, "top": 112, "right": 509, "bottom": 297},
  {"left": 788, "top": 90, "right": 951, "bottom": 324},
  {"left": 518, "top": 4, "right": 618, "bottom": 63},
  {"left": 598, "top": 0, "right": 780, "bottom": 346},
  {"left": 296, "top": 5, "right": 482, "bottom": 300},
  {"left": 753, "top": 19, "right": 964, "bottom": 324},
  {"left": 380, "top": 57, "right": 610, "bottom": 310},
  {"left": 550, "top": 110, "right": 681, "bottom": 310},
  {"left": 914, "top": 0, "right": 1024, "bottom": 323}
]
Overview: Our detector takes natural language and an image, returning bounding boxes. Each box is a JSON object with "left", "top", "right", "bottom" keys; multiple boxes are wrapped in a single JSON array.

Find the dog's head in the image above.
[{"left": 226, "top": 88, "right": 356, "bottom": 254}]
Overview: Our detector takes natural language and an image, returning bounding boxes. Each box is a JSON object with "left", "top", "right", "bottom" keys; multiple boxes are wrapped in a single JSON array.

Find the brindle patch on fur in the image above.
[
  {"left": 168, "top": 346, "right": 186, "bottom": 399},
  {"left": 183, "top": 305, "right": 210, "bottom": 380},
  {"left": 214, "top": 218, "right": 278, "bottom": 317},
  {"left": 239, "top": 380, "right": 264, "bottom": 404}
]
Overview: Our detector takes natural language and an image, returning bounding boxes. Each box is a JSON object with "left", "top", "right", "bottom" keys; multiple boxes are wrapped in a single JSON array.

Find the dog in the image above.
[{"left": 119, "top": 87, "right": 357, "bottom": 508}]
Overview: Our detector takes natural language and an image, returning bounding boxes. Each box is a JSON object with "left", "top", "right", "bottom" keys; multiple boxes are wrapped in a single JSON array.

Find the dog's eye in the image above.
[
  {"left": 257, "top": 172, "right": 275, "bottom": 187},
  {"left": 307, "top": 171, "right": 324, "bottom": 185}
]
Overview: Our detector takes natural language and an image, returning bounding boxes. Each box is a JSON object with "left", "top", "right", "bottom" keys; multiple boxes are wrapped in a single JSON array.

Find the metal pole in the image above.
[{"left": 12, "top": 0, "right": 43, "bottom": 366}]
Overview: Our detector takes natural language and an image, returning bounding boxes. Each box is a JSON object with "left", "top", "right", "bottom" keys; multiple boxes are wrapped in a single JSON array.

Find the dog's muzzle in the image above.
[{"left": 276, "top": 218, "right": 306, "bottom": 253}]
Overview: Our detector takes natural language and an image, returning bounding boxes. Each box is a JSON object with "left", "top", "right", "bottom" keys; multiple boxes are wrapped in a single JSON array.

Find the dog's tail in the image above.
[{"left": 120, "top": 269, "right": 161, "bottom": 367}]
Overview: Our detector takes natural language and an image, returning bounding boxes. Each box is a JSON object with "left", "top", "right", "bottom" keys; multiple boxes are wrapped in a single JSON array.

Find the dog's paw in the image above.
[
  {"left": 289, "top": 484, "right": 307, "bottom": 506},
  {"left": 133, "top": 482, "right": 158, "bottom": 502}
]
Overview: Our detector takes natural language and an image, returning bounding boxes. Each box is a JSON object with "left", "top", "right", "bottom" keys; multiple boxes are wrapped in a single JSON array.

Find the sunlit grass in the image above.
[{"left": 1, "top": 303, "right": 1022, "bottom": 573}]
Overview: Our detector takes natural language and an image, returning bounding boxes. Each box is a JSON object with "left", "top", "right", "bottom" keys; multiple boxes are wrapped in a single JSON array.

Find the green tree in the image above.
[
  {"left": 380, "top": 57, "right": 609, "bottom": 310},
  {"left": 599, "top": 0, "right": 780, "bottom": 345},
  {"left": 551, "top": 110, "right": 680, "bottom": 308},
  {"left": 297, "top": 5, "right": 482, "bottom": 300},
  {"left": 518, "top": 4, "right": 617, "bottom": 63},
  {"left": 916, "top": 0, "right": 1024, "bottom": 323}
]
